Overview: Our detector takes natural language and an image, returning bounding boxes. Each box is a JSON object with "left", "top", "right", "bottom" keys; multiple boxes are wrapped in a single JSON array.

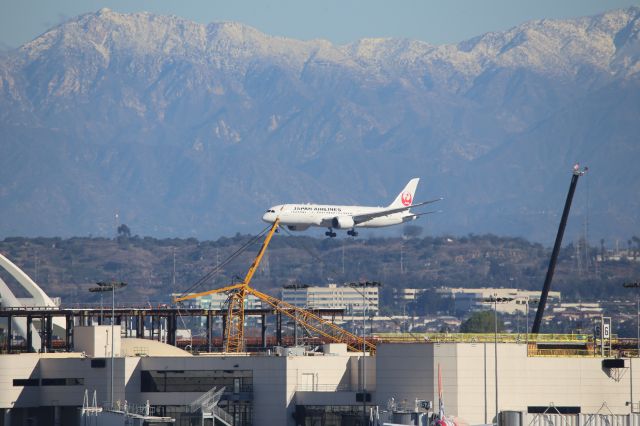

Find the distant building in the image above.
[
  {"left": 172, "top": 293, "right": 262, "bottom": 310},
  {"left": 436, "top": 287, "right": 561, "bottom": 315},
  {"left": 552, "top": 302, "right": 603, "bottom": 321},
  {"left": 392, "top": 288, "right": 426, "bottom": 303},
  {"left": 281, "top": 282, "right": 380, "bottom": 315},
  {"left": 596, "top": 249, "right": 640, "bottom": 262}
]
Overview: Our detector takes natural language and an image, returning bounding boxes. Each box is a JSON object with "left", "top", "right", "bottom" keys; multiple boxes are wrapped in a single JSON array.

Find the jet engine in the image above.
[
  {"left": 287, "top": 225, "right": 310, "bottom": 231},
  {"left": 332, "top": 216, "right": 355, "bottom": 229}
]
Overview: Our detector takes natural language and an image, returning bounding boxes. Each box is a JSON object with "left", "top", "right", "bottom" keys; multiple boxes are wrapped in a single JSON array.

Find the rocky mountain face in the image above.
[{"left": 1, "top": 7, "right": 639, "bottom": 242}]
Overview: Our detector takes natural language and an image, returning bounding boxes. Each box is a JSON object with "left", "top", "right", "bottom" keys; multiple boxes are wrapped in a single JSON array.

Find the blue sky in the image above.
[{"left": 2, "top": 0, "right": 640, "bottom": 48}]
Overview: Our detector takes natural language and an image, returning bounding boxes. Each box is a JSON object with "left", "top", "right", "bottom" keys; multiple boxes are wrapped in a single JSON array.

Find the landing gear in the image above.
[
  {"left": 325, "top": 228, "right": 337, "bottom": 238},
  {"left": 347, "top": 229, "right": 358, "bottom": 237}
]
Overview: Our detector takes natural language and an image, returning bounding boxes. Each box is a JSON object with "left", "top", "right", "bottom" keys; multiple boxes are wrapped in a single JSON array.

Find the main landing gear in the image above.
[
  {"left": 325, "top": 228, "right": 337, "bottom": 238},
  {"left": 347, "top": 229, "right": 358, "bottom": 237}
]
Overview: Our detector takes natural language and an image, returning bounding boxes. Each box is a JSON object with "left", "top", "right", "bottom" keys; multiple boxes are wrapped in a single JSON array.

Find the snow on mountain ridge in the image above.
[
  {"left": 4, "top": 6, "right": 640, "bottom": 102},
  {"left": 15, "top": 7, "right": 640, "bottom": 77}
]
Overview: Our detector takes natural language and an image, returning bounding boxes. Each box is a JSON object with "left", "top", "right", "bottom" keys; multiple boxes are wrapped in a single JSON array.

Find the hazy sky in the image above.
[{"left": 2, "top": 0, "right": 640, "bottom": 48}]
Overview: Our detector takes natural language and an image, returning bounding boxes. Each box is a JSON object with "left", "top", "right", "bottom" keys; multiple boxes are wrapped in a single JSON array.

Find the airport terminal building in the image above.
[{"left": 1, "top": 326, "right": 639, "bottom": 426}]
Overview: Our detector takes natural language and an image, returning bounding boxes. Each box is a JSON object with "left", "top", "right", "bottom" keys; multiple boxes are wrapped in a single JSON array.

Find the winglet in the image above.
[{"left": 388, "top": 178, "right": 420, "bottom": 208}]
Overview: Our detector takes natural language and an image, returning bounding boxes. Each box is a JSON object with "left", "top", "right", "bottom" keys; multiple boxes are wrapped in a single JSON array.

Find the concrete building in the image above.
[
  {"left": 375, "top": 342, "right": 637, "bottom": 425},
  {"left": 0, "top": 327, "right": 372, "bottom": 426},
  {"left": 175, "top": 292, "right": 263, "bottom": 310},
  {"left": 393, "top": 288, "right": 426, "bottom": 303},
  {"left": 281, "top": 282, "right": 380, "bottom": 315},
  {"left": 2, "top": 325, "right": 640, "bottom": 426}
]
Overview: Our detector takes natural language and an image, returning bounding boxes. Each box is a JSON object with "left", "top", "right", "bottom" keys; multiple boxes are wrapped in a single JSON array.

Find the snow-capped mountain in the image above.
[{"left": 1, "top": 7, "right": 639, "bottom": 242}]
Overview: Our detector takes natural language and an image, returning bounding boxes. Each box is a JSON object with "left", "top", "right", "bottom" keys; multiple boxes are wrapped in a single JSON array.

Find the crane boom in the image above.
[
  {"left": 532, "top": 164, "right": 587, "bottom": 334},
  {"left": 242, "top": 218, "right": 279, "bottom": 285},
  {"left": 173, "top": 283, "right": 244, "bottom": 303},
  {"left": 172, "top": 217, "right": 377, "bottom": 354},
  {"left": 248, "top": 287, "right": 376, "bottom": 353}
]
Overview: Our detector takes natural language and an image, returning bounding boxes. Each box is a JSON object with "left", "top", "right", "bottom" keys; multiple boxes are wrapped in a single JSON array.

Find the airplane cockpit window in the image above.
[{"left": 265, "top": 209, "right": 276, "bottom": 213}]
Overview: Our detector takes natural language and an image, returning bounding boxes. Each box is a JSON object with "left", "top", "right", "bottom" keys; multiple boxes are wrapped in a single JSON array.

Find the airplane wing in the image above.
[
  {"left": 406, "top": 210, "right": 441, "bottom": 218},
  {"left": 351, "top": 198, "right": 443, "bottom": 224}
]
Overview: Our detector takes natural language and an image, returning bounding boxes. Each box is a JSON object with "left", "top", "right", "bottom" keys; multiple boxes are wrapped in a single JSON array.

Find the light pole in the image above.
[
  {"left": 623, "top": 281, "right": 640, "bottom": 412},
  {"left": 494, "top": 294, "right": 498, "bottom": 426},
  {"left": 349, "top": 281, "right": 368, "bottom": 424},
  {"left": 347, "top": 281, "right": 381, "bottom": 424},
  {"left": 283, "top": 283, "right": 309, "bottom": 346},
  {"left": 525, "top": 297, "right": 529, "bottom": 346},
  {"left": 625, "top": 282, "right": 640, "bottom": 356},
  {"left": 89, "top": 281, "right": 127, "bottom": 408},
  {"left": 484, "top": 295, "right": 513, "bottom": 426}
]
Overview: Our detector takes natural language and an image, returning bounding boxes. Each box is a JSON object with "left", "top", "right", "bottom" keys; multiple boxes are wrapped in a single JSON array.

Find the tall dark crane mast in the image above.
[{"left": 532, "top": 164, "right": 588, "bottom": 334}]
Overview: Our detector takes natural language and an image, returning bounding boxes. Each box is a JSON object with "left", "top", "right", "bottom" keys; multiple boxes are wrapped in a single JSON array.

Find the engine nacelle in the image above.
[
  {"left": 287, "top": 225, "right": 310, "bottom": 231},
  {"left": 331, "top": 216, "right": 355, "bottom": 229}
]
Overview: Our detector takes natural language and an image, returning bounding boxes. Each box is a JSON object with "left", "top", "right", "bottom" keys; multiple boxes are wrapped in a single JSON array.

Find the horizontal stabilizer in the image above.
[{"left": 352, "top": 198, "right": 443, "bottom": 224}]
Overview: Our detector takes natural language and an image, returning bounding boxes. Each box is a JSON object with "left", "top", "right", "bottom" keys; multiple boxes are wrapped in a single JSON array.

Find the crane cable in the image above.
[
  {"left": 175, "top": 224, "right": 273, "bottom": 300},
  {"left": 173, "top": 224, "right": 274, "bottom": 347}
]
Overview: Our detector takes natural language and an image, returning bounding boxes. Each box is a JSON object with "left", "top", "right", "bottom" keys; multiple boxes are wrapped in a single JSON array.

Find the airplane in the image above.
[{"left": 261, "top": 178, "right": 441, "bottom": 237}]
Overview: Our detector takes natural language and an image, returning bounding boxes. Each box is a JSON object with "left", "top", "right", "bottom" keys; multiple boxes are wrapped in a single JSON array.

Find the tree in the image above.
[
  {"left": 117, "top": 224, "right": 131, "bottom": 238},
  {"left": 403, "top": 225, "right": 423, "bottom": 239},
  {"left": 415, "top": 289, "right": 454, "bottom": 316},
  {"left": 460, "top": 310, "right": 505, "bottom": 333}
]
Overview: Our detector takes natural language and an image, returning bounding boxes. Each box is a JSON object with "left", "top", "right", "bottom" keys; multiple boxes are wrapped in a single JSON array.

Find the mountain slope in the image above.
[{"left": 1, "top": 7, "right": 639, "bottom": 242}]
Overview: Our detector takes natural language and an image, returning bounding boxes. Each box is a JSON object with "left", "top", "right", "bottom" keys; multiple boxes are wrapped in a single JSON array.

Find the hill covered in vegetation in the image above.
[{"left": 1, "top": 231, "right": 638, "bottom": 310}]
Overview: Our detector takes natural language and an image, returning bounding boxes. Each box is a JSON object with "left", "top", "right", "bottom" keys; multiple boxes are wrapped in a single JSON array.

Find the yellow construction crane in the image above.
[{"left": 174, "top": 218, "right": 376, "bottom": 354}]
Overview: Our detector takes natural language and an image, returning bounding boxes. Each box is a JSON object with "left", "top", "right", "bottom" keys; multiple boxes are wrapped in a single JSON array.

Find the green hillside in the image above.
[{"left": 1, "top": 232, "right": 638, "bottom": 310}]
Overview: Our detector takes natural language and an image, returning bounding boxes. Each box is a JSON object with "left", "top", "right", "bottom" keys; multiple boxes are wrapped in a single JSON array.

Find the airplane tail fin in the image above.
[{"left": 388, "top": 178, "right": 420, "bottom": 208}]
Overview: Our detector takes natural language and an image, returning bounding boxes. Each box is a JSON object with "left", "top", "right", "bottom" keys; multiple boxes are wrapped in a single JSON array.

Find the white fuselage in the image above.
[{"left": 262, "top": 203, "right": 415, "bottom": 230}]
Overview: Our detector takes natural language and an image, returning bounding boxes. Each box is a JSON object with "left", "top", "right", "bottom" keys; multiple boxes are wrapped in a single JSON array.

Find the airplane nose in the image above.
[{"left": 262, "top": 212, "right": 272, "bottom": 223}]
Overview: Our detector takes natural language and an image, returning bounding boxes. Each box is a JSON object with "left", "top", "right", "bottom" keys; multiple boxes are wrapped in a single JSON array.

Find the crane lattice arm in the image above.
[
  {"left": 248, "top": 287, "right": 376, "bottom": 354},
  {"left": 172, "top": 217, "right": 377, "bottom": 354}
]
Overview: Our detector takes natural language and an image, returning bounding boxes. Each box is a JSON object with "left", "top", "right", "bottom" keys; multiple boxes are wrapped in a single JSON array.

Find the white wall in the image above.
[
  {"left": 74, "top": 325, "right": 121, "bottom": 358},
  {"left": 375, "top": 342, "right": 640, "bottom": 425},
  {"left": 0, "top": 354, "right": 41, "bottom": 408},
  {"left": 375, "top": 343, "right": 436, "bottom": 409}
]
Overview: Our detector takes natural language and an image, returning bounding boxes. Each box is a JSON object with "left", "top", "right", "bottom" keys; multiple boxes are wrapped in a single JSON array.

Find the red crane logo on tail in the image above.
[{"left": 401, "top": 192, "right": 412, "bottom": 206}]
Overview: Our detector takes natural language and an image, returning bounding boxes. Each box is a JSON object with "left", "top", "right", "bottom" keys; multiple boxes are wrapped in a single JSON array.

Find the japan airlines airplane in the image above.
[{"left": 262, "top": 178, "right": 441, "bottom": 237}]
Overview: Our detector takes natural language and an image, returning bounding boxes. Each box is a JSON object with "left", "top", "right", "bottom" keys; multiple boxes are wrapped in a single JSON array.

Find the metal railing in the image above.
[
  {"left": 375, "top": 332, "right": 592, "bottom": 344},
  {"left": 296, "top": 383, "right": 352, "bottom": 392}
]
